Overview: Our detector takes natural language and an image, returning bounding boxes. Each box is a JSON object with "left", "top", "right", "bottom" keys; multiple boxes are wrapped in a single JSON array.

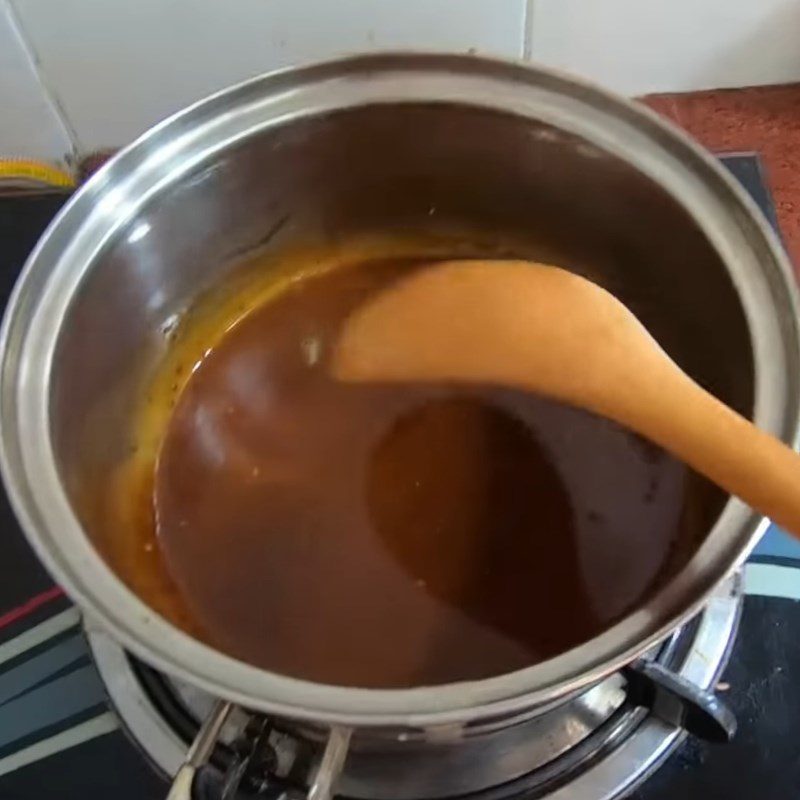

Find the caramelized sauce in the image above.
[{"left": 151, "top": 255, "right": 716, "bottom": 688}]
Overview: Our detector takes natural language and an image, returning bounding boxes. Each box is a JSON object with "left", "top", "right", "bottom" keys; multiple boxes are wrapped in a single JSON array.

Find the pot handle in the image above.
[
  {"left": 165, "top": 700, "right": 233, "bottom": 800},
  {"left": 625, "top": 658, "right": 736, "bottom": 743},
  {"left": 308, "top": 726, "right": 352, "bottom": 800},
  {"left": 165, "top": 702, "right": 351, "bottom": 800}
]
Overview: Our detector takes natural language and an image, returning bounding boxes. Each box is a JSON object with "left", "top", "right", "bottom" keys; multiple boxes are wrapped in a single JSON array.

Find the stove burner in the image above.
[{"left": 87, "top": 575, "right": 740, "bottom": 800}]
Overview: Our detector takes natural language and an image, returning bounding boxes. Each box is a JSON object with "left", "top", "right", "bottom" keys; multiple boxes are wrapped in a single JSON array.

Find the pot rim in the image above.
[{"left": 1, "top": 52, "right": 798, "bottom": 727}]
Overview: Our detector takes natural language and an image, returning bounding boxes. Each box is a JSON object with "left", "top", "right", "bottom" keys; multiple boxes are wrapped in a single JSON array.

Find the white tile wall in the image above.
[
  {"left": 5, "top": 0, "right": 800, "bottom": 162},
  {"left": 0, "top": 1, "right": 72, "bottom": 166},
  {"left": 528, "top": 0, "right": 800, "bottom": 96},
  {"left": 11, "top": 0, "right": 527, "bottom": 153}
]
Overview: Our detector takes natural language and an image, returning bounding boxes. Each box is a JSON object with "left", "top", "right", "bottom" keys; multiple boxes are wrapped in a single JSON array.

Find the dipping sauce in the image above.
[{"left": 151, "top": 255, "right": 720, "bottom": 688}]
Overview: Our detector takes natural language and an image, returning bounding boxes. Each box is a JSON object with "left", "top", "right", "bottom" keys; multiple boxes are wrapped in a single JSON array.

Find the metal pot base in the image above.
[{"left": 87, "top": 575, "right": 740, "bottom": 800}]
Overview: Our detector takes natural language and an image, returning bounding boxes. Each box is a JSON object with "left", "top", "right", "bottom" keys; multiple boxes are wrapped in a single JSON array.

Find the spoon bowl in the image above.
[{"left": 335, "top": 259, "right": 800, "bottom": 539}]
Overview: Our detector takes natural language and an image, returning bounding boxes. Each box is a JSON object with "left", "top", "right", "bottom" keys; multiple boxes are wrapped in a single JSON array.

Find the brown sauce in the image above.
[{"left": 153, "top": 255, "right": 714, "bottom": 688}]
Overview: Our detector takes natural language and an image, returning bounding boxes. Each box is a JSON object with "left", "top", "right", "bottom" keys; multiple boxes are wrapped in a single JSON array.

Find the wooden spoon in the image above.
[{"left": 332, "top": 259, "right": 800, "bottom": 538}]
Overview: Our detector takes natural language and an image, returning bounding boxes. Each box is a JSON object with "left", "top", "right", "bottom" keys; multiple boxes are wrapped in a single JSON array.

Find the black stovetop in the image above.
[{"left": 1, "top": 156, "right": 799, "bottom": 799}]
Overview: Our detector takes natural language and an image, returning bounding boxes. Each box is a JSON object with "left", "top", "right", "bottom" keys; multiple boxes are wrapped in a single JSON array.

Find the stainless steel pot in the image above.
[{"left": 1, "top": 53, "right": 798, "bottom": 730}]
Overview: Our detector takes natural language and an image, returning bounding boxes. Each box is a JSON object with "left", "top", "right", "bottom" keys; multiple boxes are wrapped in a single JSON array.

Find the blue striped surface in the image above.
[{"left": 752, "top": 524, "right": 800, "bottom": 560}]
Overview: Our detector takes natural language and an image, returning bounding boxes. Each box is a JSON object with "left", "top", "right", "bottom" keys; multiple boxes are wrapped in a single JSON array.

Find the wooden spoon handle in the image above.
[{"left": 624, "top": 368, "right": 800, "bottom": 539}]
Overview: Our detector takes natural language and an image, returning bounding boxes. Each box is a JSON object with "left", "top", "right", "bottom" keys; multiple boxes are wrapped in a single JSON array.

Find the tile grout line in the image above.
[
  {"left": 522, "top": 0, "right": 535, "bottom": 61},
  {"left": 5, "top": 0, "right": 82, "bottom": 164}
]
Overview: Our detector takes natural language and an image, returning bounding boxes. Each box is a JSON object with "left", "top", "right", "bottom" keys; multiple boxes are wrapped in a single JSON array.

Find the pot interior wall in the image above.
[{"left": 49, "top": 104, "right": 754, "bottom": 671}]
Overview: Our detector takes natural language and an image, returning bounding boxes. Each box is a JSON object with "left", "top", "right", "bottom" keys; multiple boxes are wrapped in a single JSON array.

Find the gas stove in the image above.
[
  {"left": 1, "top": 154, "right": 799, "bottom": 800},
  {"left": 84, "top": 575, "right": 740, "bottom": 800}
]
